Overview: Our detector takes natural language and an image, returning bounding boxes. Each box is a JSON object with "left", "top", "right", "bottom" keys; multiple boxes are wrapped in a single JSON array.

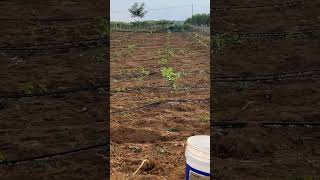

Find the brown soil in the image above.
[
  {"left": 212, "top": 0, "right": 320, "bottom": 179},
  {"left": 110, "top": 32, "right": 210, "bottom": 179},
  {"left": 0, "top": 1, "right": 107, "bottom": 179}
]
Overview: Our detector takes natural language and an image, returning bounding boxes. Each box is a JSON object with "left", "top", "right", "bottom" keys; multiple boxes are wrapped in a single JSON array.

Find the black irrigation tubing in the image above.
[
  {"left": 0, "top": 142, "right": 107, "bottom": 166},
  {"left": 0, "top": 38, "right": 196, "bottom": 52},
  {"left": 111, "top": 29, "right": 165, "bottom": 33},
  {"left": 0, "top": 37, "right": 106, "bottom": 48},
  {"left": 112, "top": 70, "right": 209, "bottom": 81},
  {"left": 111, "top": 46, "right": 195, "bottom": 52},
  {"left": 213, "top": 69, "right": 320, "bottom": 82},
  {"left": 212, "top": 121, "right": 320, "bottom": 128},
  {"left": 212, "top": 29, "right": 320, "bottom": 39},
  {"left": 0, "top": 16, "right": 107, "bottom": 22},
  {"left": 212, "top": 0, "right": 310, "bottom": 11},
  {"left": 111, "top": 45, "right": 189, "bottom": 50},
  {"left": 0, "top": 37, "right": 107, "bottom": 51},
  {"left": 0, "top": 84, "right": 107, "bottom": 99},
  {"left": 0, "top": 84, "right": 208, "bottom": 99},
  {"left": 110, "top": 85, "right": 210, "bottom": 94},
  {"left": 111, "top": 41, "right": 200, "bottom": 48},
  {"left": 111, "top": 98, "right": 210, "bottom": 114}
]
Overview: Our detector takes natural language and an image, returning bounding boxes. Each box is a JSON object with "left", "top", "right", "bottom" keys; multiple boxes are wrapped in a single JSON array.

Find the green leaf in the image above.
[{"left": 0, "top": 152, "right": 5, "bottom": 162}]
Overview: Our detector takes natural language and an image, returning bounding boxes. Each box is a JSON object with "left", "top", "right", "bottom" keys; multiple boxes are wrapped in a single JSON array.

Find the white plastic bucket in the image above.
[{"left": 185, "top": 135, "right": 210, "bottom": 180}]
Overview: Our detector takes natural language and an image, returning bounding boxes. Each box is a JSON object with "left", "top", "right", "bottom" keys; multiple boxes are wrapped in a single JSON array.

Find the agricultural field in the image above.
[
  {"left": 212, "top": 0, "right": 320, "bottom": 179},
  {"left": 110, "top": 31, "right": 210, "bottom": 179},
  {"left": 0, "top": 1, "right": 108, "bottom": 179}
]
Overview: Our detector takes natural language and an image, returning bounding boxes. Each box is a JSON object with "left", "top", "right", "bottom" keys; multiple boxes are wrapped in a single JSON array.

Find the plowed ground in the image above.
[{"left": 110, "top": 32, "right": 210, "bottom": 179}]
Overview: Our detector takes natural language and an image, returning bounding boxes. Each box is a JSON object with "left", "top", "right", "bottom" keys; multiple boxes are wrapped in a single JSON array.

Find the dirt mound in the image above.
[
  {"left": 110, "top": 32, "right": 209, "bottom": 178},
  {"left": 111, "top": 127, "right": 169, "bottom": 143}
]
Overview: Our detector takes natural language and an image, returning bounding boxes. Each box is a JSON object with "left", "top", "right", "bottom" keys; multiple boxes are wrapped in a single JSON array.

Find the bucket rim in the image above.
[{"left": 186, "top": 135, "right": 210, "bottom": 155}]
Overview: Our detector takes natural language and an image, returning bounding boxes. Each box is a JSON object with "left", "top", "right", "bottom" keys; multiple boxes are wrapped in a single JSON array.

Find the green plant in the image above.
[
  {"left": 111, "top": 51, "right": 123, "bottom": 62},
  {"left": 212, "top": 35, "right": 226, "bottom": 53},
  {"left": 199, "top": 114, "right": 210, "bottom": 123},
  {"left": 168, "top": 127, "right": 179, "bottom": 132},
  {"left": 127, "top": 44, "right": 136, "bottom": 52},
  {"left": 156, "top": 146, "right": 168, "bottom": 154},
  {"left": 95, "top": 53, "right": 106, "bottom": 63},
  {"left": 129, "top": 145, "right": 142, "bottom": 153},
  {"left": 21, "top": 82, "right": 35, "bottom": 94},
  {"left": 164, "top": 48, "right": 174, "bottom": 59},
  {"left": 115, "top": 87, "right": 127, "bottom": 92},
  {"left": 161, "top": 67, "right": 182, "bottom": 90},
  {"left": 235, "top": 81, "right": 249, "bottom": 91},
  {"left": 162, "top": 36, "right": 174, "bottom": 61},
  {"left": 118, "top": 111, "right": 132, "bottom": 117},
  {"left": 164, "top": 41, "right": 170, "bottom": 50},
  {"left": 168, "top": 49, "right": 175, "bottom": 57},
  {"left": 38, "top": 84, "right": 48, "bottom": 92},
  {"left": 20, "top": 82, "right": 48, "bottom": 94},
  {"left": 0, "top": 151, "right": 5, "bottom": 162},
  {"left": 164, "top": 32, "right": 171, "bottom": 47},
  {"left": 120, "top": 67, "right": 151, "bottom": 79},
  {"left": 98, "top": 87, "right": 106, "bottom": 95},
  {"left": 212, "top": 34, "right": 241, "bottom": 54},
  {"left": 288, "top": 174, "right": 318, "bottom": 180},
  {"left": 159, "top": 58, "right": 168, "bottom": 65},
  {"left": 120, "top": 45, "right": 136, "bottom": 57},
  {"left": 98, "top": 19, "right": 109, "bottom": 37},
  {"left": 139, "top": 67, "right": 151, "bottom": 76}
]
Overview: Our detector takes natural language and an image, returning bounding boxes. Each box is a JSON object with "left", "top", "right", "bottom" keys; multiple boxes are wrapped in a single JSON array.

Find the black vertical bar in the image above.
[{"left": 105, "top": 0, "right": 110, "bottom": 179}]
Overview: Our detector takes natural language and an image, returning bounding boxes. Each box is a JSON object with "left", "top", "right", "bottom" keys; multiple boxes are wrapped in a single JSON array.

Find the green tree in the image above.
[
  {"left": 128, "top": 2, "right": 148, "bottom": 23},
  {"left": 185, "top": 14, "right": 210, "bottom": 26}
]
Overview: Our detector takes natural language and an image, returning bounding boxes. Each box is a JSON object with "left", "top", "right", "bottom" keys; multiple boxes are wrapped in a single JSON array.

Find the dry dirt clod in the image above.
[{"left": 142, "top": 160, "right": 155, "bottom": 171}]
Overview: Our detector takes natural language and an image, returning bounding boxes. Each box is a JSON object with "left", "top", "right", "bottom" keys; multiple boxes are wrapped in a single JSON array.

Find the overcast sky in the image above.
[{"left": 111, "top": 0, "right": 209, "bottom": 22}]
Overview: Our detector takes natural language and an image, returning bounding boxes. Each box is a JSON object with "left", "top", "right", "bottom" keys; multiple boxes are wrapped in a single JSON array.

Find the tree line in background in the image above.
[
  {"left": 110, "top": 20, "right": 192, "bottom": 32},
  {"left": 185, "top": 14, "right": 210, "bottom": 26},
  {"left": 110, "top": 14, "right": 210, "bottom": 32},
  {"left": 111, "top": 2, "right": 209, "bottom": 32}
]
